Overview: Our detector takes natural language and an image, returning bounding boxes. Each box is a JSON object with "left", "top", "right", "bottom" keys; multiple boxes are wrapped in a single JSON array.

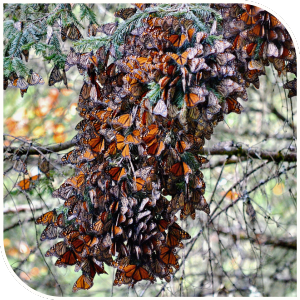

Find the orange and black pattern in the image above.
[{"left": 36, "top": 3, "right": 296, "bottom": 293}]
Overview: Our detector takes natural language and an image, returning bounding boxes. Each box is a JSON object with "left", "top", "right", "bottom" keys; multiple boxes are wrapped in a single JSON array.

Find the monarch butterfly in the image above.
[
  {"left": 65, "top": 173, "right": 85, "bottom": 189},
  {"left": 125, "top": 131, "right": 141, "bottom": 145},
  {"left": 167, "top": 51, "right": 189, "bottom": 66},
  {"left": 176, "top": 140, "right": 190, "bottom": 154},
  {"left": 134, "top": 3, "right": 148, "bottom": 11},
  {"left": 184, "top": 92, "right": 205, "bottom": 107},
  {"left": 63, "top": 196, "right": 77, "bottom": 209},
  {"left": 61, "top": 150, "right": 79, "bottom": 165},
  {"left": 45, "top": 241, "right": 67, "bottom": 257},
  {"left": 49, "top": 65, "right": 63, "bottom": 86},
  {"left": 191, "top": 189, "right": 210, "bottom": 214},
  {"left": 160, "top": 246, "right": 180, "bottom": 268},
  {"left": 60, "top": 24, "right": 70, "bottom": 41},
  {"left": 114, "top": 8, "right": 137, "bottom": 20},
  {"left": 153, "top": 99, "right": 167, "bottom": 118},
  {"left": 112, "top": 114, "right": 132, "bottom": 128},
  {"left": 21, "top": 49, "right": 29, "bottom": 62},
  {"left": 59, "top": 230, "right": 80, "bottom": 242},
  {"left": 98, "top": 22, "right": 118, "bottom": 36},
  {"left": 8, "top": 71, "right": 18, "bottom": 83},
  {"left": 134, "top": 177, "right": 146, "bottom": 191},
  {"left": 168, "top": 222, "right": 191, "bottom": 241},
  {"left": 114, "top": 270, "right": 132, "bottom": 286},
  {"left": 71, "top": 238, "right": 89, "bottom": 254},
  {"left": 62, "top": 23, "right": 83, "bottom": 42},
  {"left": 168, "top": 34, "right": 187, "bottom": 47},
  {"left": 117, "top": 214, "right": 127, "bottom": 225},
  {"left": 196, "top": 31, "right": 208, "bottom": 43},
  {"left": 217, "top": 79, "right": 243, "bottom": 97},
  {"left": 96, "top": 46, "right": 110, "bottom": 67},
  {"left": 19, "top": 87, "right": 28, "bottom": 97},
  {"left": 187, "top": 28, "right": 195, "bottom": 42},
  {"left": 17, "top": 174, "right": 40, "bottom": 190},
  {"left": 237, "top": 11, "right": 262, "bottom": 25},
  {"left": 76, "top": 258, "right": 107, "bottom": 277},
  {"left": 242, "top": 4, "right": 264, "bottom": 16},
  {"left": 77, "top": 148, "right": 96, "bottom": 163},
  {"left": 36, "top": 210, "right": 57, "bottom": 225},
  {"left": 67, "top": 202, "right": 81, "bottom": 221},
  {"left": 122, "top": 265, "right": 153, "bottom": 282},
  {"left": 180, "top": 202, "right": 196, "bottom": 220},
  {"left": 27, "top": 70, "right": 44, "bottom": 86},
  {"left": 269, "top": 14, "right": 281, "bottom": 28},
  {"left": 87, "top": 22, "right": 99, "bottom": 37},
  {"left": 151, "top": 260, "right": 171, "bottom": 280},
  {"left": 52, "top": 183, "right": 75, "bottom": 200},
  {"left": 84, "top": 135, "right": 105, "bottom": 153},
  {"left": 157, "top": 219, "right": 169, "bottom": 232},
  {"left": 213, "top": 40, "right": 232, "bottom": 54},
  {"left": 167, "top": 193, "right": 185, "bottom": 213},
  {"left": 15, "top": 76, "right": 28, "bottom": 90},
  {"left": 40, "top": 223, "right": 57, "bottom": 241},
  {"left": 55, "top": 250, "right": 78, "bottom": 267},
  {"left": 170, "top": 162, "right": 192, "bottom": 177},
  {"left": 65, "top": 47, "right": 80, "bottom": 71},
  {"left": 90, "top": 218, "right": 104, "bottom": 234},
  {"left": 188, "top": 57, "right": 209, "bottom": 73},
  {"left": 54, "top": 213, "right": 65, "bottom": 228},
  {"left": 72, "top": 274, "right": 94, "bottom": 293},
  {"left": 112, "top": 225, "right": 123, "bottom": 238},
  {"left": 147, "top": 140, "right": 165, "bottom": 157},
  {"left": 108, "top": 167, "right": 126, "bottom": 182}
]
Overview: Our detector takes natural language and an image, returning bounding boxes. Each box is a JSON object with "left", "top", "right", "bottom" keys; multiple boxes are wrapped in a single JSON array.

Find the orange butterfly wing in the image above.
[
  {"left": 36, "top": 210, "right": 56, "bottom": 225},
  {"left": 170, "top": 162, "right": 192, "bottom": 176},
  {"left": 108, "top": 167, "right": 126, "bottom": 182},
  {"left": 184, "top": 93, "right": 201, "bottom": 107},
  {"left": 122, "top": 144, "right": 130, "bottom": 158},
  {"left": 73, "top": 275, "right": 93, "bottom": 292},
  {"left": 169, "top": 34, "right": 187, "bottom": 47}
]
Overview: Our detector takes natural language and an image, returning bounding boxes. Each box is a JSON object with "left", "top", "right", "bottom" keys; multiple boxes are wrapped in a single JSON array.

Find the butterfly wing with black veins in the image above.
[
  {"left": 27, "top": 70, "right": 44, "bottom": 85},
  {"left": 98, "top": 22, "right": 118, "bottom": 36},
  {"left": 49, "top": 65, "right": 63, "bottom": 86},
  {"left": 153, "top": 99, "right": 168, "bottom": 118},
  {"left": 114, "top": 8, "right": 137, "bottom": 20}
]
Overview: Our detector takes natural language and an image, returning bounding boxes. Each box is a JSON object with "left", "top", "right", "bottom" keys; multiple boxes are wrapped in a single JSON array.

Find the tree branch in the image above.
[
  {"left": 4, "top": 140, "right": 76, "bottom": 155},
  {"left": 4, "top": 139, "right": 297, "bottom": 163},
  {"left": 199, "top": 146, "right": 296, "bottom": 163},
  {"left": 209, "top": 164, "right": 297, "bottom": 223},
  {"left": 214, "top": 226, "right": 297, "bottom": 250},
  {"left": 269, "top": 104, "right": 296, "bottom": 132}
]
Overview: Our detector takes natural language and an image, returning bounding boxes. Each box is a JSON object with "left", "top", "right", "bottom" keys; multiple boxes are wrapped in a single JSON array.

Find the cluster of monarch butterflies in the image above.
[
  {"left": 211, "top": 3, "right": 297, "bottom": 97},
  {"left": 4, "top": 16, "right": 48, "bottom": 97},
  {"left": 4, "top": 69, "right": 44, "bottom": 97},
  {"left": 35, "top": 3, "right": 296, "bottom": 293}
]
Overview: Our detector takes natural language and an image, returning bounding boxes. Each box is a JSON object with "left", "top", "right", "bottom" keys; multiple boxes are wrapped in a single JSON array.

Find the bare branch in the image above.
[
  {"left": 200, "top": 146, "right": 296, "bottom": 163},
  {"left": 4, "top": 139, "right": 76, "bottom": 155},
  {"left": 214, "top": 226, "right": 297, "bottom": 250}
]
